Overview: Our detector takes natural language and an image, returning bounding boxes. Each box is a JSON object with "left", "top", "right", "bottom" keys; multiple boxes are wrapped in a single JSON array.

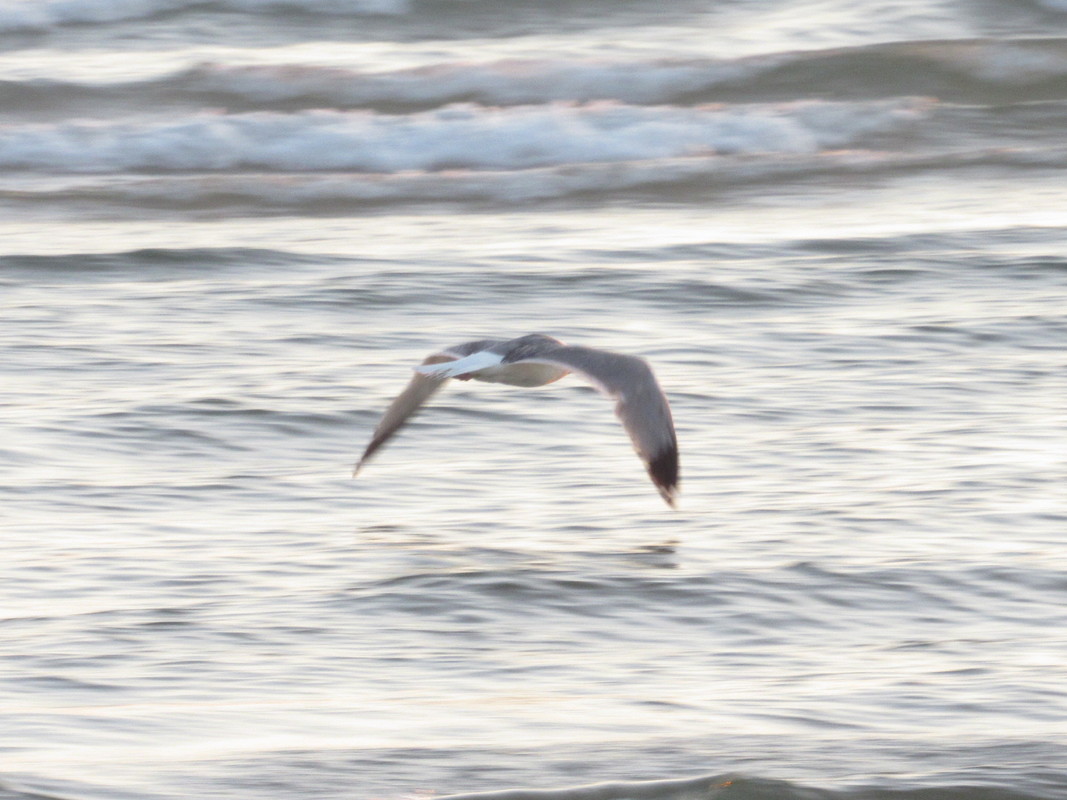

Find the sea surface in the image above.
[{"left": 2, "top": 1, "right": 1067, "bottom": 799}]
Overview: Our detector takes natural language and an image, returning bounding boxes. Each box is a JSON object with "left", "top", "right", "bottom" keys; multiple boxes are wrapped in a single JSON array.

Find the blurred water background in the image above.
[{"left": 2, "top": 1, "right": 1067, "bottom": 799}]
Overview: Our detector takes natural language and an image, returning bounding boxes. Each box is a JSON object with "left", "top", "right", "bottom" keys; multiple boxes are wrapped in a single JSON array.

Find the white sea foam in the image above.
[
  {"left": 0, "top": 99, "right": 929, "bottom": 173},
  {"left": 15, "top": 142, "right": 1058, "bottom": 210}
]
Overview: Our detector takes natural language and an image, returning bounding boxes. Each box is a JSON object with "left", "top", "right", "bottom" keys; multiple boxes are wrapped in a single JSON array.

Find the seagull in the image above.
[{"left": 354, "top": 334, "right": 679, "bottom": 506}]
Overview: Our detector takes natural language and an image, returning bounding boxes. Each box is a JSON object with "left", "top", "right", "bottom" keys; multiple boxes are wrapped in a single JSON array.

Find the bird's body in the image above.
[{"left": 355, "top": 334, "right": 679, "bottom": 506}]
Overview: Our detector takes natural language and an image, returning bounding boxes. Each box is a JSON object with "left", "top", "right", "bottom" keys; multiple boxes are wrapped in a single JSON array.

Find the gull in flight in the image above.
[{"left": 354, "top": 334, "right": 679, "bottom": 506}]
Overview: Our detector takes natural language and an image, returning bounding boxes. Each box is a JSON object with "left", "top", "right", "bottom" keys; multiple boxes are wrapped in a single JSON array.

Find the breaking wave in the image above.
[{"left": 0, "top": 98, "right": 928, "bottom": 173}]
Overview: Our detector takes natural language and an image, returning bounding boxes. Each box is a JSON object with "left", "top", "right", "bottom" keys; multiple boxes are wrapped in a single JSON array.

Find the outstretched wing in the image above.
[
  {"left": 354, "top": 340, "right": 504, "bottom": 475},
  {"left": 522, "top": 345, "right": 679, "bottom": 506}
]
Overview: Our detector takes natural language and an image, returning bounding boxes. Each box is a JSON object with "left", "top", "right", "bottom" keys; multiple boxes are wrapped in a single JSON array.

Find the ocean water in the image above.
[{"left": 2, "top": 1, "right": 1067, "bottom": 799}]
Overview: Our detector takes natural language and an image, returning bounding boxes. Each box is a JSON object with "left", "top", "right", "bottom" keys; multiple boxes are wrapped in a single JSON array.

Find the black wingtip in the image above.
[
  {"left": 353, "top": 442, "right": 381, "bottom": 477},
  {"left": 648, "top": 446, "right": 679, "bottom": 507}
]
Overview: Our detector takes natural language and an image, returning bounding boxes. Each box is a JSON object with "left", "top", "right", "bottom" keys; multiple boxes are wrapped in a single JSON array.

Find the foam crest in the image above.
[{"left": 0, "top": 99, "right": 928, "bottom": 173}]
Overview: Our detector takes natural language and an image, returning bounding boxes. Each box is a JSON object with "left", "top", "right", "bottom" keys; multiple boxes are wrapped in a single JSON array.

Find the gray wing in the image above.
[
  {"left": 354, "top": 339, "right": 505, "bottom": 475},
  {"left": 523, "top": 345, "right": 679, "bottom": 507}
]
